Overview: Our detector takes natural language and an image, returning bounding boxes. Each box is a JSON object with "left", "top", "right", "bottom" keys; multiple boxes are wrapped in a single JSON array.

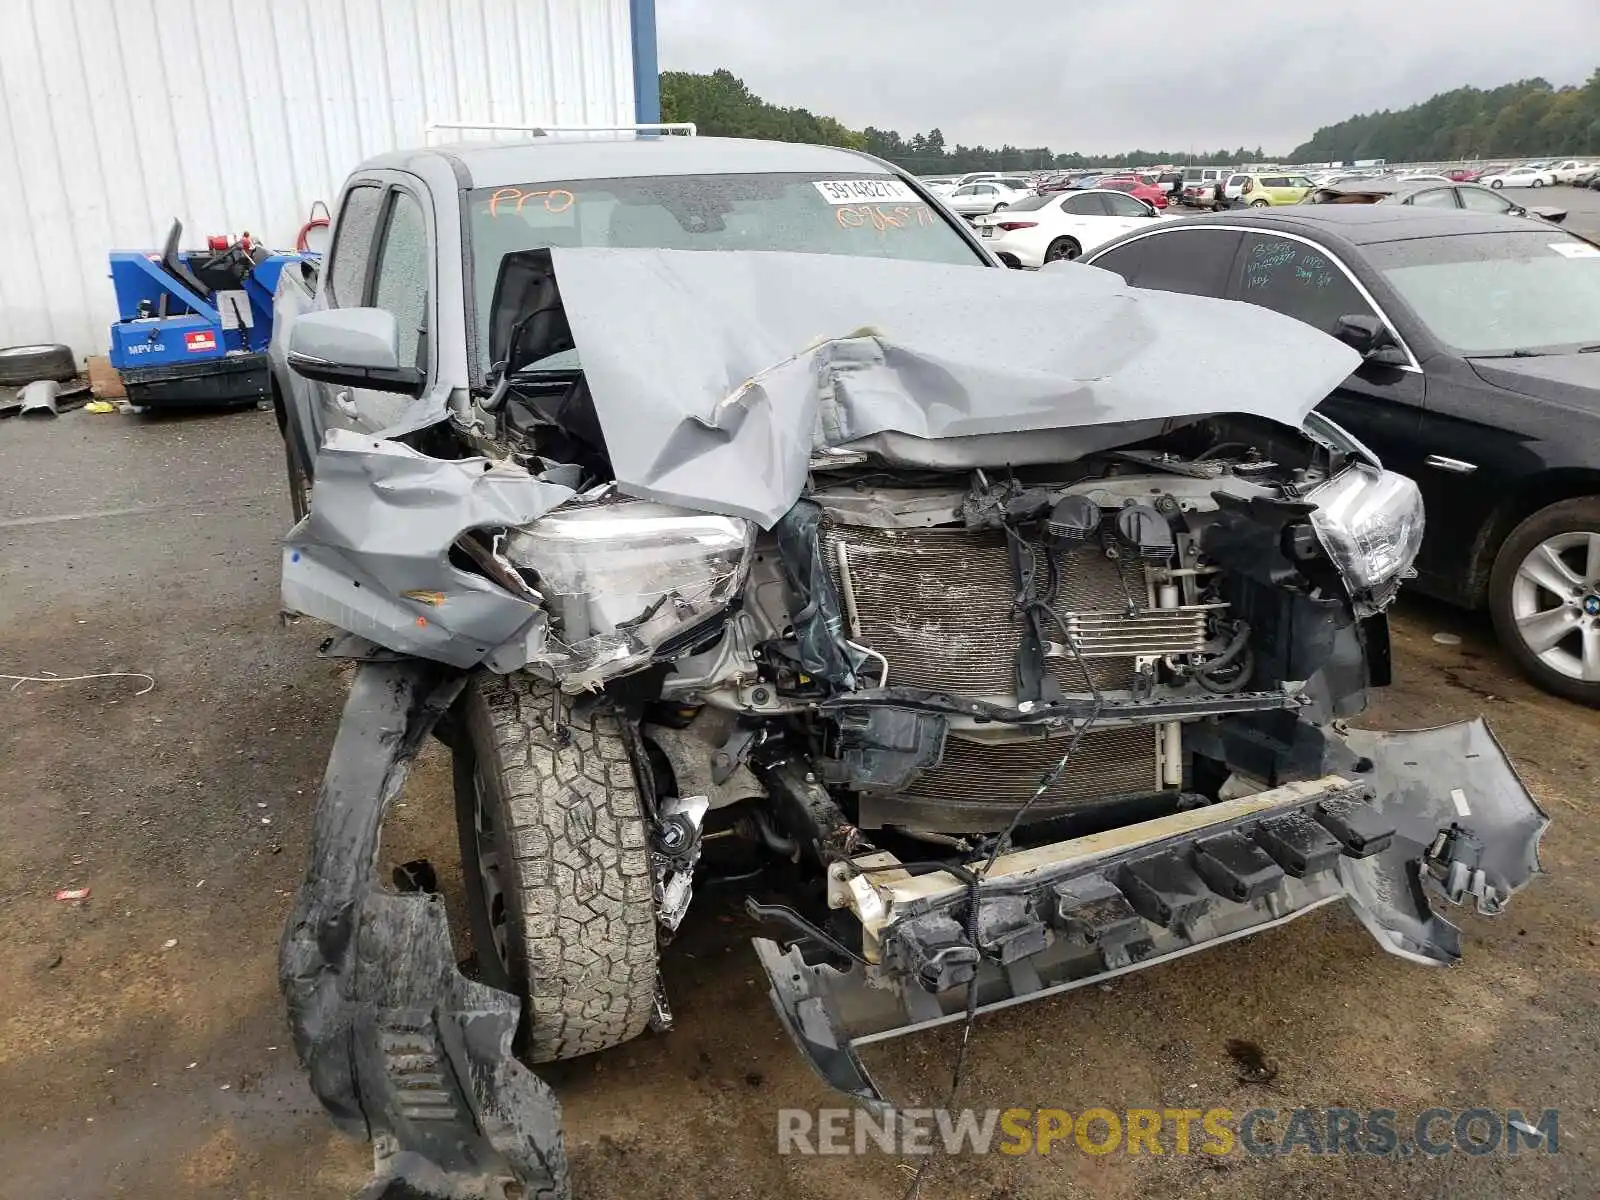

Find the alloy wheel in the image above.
[{"left": 1509, "top": 531, "right": 1600, "bottom": 683}]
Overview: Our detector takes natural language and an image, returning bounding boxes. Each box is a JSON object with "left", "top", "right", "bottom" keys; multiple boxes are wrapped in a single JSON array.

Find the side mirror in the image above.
[
  {"left": 1335, "top": 313, "right": 1408, "bottom": 366},
  {"left": 287, "top": 308, "right": 422, "bottom": 394},
  {"left": 1333, "top": 313, "right": 1382, "bottom": 353}
]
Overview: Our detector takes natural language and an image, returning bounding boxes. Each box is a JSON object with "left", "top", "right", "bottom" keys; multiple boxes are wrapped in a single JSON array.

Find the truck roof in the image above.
[{"left": 355, "top": 136, "right": 892, "bottom": 189}]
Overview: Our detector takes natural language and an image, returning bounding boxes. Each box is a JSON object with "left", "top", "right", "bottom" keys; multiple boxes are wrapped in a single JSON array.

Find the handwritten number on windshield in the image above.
[{"left": 835, "top": 204, "right": 934, "bottom": 231}]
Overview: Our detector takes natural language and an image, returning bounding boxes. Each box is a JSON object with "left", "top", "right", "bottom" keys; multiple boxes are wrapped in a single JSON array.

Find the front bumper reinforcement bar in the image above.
[{"left": 753, "top": 718, "right": 1547, "bottom": 1110}]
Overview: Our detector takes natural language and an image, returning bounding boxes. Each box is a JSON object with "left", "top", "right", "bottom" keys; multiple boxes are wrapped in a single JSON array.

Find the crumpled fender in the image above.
[
  {"left": 280, "top": 658, "right": 569, "bottom": 1200},
  {"left": 281, "top": 431, "right": 573, "bottom": 671}
]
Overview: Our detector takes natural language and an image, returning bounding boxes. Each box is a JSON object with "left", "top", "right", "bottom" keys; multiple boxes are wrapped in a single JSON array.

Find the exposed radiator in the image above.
[
  {"left": 821, "top": 522, "right": 1207, "bottom": 695},
  {"left": 860, "top": 726, "right": 1162, "bottom": 832}
]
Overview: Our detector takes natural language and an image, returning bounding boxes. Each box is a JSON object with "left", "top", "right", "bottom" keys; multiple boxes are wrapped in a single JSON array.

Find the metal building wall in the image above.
[{"left": 0, "top": 0, "right": 637, "bottom": 356}]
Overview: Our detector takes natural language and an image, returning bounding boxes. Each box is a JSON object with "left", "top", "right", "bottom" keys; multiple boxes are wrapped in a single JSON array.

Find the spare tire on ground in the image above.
[{"left": 0, "top": 344, "right": 77, "bottom": 386}]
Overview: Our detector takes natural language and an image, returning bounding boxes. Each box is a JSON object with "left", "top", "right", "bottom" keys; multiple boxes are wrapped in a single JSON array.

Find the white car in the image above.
[
  {"left": 942, "top": 178, "right": 1030, "bottom": 218},
  {"left": 970, "top": 187, "right": 1163, "bottom": 266},
  {"left": 1217, "top": 172, "right": 1251, "bottom": 207},
  {"left": 1481, "top": 165, "right": 1557, "bottom": 189},
  {"left": 1551, "top": 159, "right": 1594, "bottom": 184}
]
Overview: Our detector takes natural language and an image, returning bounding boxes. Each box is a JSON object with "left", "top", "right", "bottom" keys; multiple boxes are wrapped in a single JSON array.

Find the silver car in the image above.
[{"left": 942, "top": 177, "right": 1029, "bottom": 217}]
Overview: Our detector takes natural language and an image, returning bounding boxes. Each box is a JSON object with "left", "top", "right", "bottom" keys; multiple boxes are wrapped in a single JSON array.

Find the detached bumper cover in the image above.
[
  {"left": 280, "top": 660, "right": 568, "bottom": 1200},
  {"left": 754, "top": 719, "right": 1546, "bottom": 1109}
]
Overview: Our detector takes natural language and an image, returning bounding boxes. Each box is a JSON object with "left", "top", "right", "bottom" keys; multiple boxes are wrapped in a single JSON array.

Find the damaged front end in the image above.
[
  {"left": 279, "top": 246, "right": 1549, "bottom": 1189},
  {"left": 756, "top": 718, "right": 1546, "bottom": 1108}
]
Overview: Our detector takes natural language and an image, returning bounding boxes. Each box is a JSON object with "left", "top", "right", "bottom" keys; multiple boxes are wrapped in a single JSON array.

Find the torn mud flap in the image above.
[
  {"left": 753, "top": 718, "right": 1546, "bottom": 1107},
  {"left": 280, "top": 659, "right": 569, "bottom": 1200}
]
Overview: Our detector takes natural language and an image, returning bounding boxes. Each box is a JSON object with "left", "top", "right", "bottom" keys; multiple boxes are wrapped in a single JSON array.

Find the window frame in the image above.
[
  {"left": 1116, "top": 226, "right": 1244, "bottom": 297},
  {"left": 1060, "top": 192, "right": 1108, "bottom": 216},
  {"left": 368, "top": 186, "right": 433, "bottom": 376},
  {"left": 1084, "top": 223, "right": 1422, "bottom": 371},
  {"left": 1457, "top": 186, "right": 1514, "bottom": 215},
  {"left": 1405, "top": 186, "right": 1461, "bottom": 210},
  {"left": 1103, "top": 191, "right": 1151, "bottom": 218},
  {"left": 325, "top": 181, "right": 387, "bottom": 307},
  {"left": 1230, "top": 229, "right": 1383, "bottom": 337}
]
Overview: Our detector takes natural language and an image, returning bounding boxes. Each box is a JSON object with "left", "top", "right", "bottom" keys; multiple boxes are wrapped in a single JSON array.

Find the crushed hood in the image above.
[{"left": 548, "top": 247, "right": 1361, "bottom": 527}]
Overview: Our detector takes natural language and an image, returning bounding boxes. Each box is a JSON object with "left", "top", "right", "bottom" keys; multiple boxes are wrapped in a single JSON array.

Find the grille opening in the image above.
[{"left": 858, "top": 725, "right": 1162, "bottom": 833}]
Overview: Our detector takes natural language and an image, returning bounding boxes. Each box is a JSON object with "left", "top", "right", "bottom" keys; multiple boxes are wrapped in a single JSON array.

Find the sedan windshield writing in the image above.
[{"left": 1370, "top": 231, "right": 1600, "bottom": 356}]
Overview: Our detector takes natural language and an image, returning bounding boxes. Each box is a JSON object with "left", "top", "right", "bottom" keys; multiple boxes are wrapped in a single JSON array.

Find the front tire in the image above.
[
  {"left": 1488, "top": 497, "right": 1600, "bottom": 706},
  {"left": 453, "top": 674, "right": 659, "bottom": 1060},
  {"left": 1491, "top": 179, "right": 1504, "bottom": 189},
  {"left": 1250, "top": 198, "right": 1270, "bottom": 208}
]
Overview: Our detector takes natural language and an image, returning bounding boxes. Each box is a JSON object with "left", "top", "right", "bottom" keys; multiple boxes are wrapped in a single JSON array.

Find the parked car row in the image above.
[
  {"left": 1074, "top": 205, "right": 1600, "bottom": 705},
  {"left": 1300, "top": 176, "right": 1569, "bottom": 224}
]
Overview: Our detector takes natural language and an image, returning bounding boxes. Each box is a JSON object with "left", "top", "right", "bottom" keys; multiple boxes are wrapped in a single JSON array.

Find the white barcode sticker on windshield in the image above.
[
  {"left": 813, "top": 179, "right": 916, "bottom": 204},
  {"left": 1549, "top": 241, "right": 1600, "bottom": 258}
]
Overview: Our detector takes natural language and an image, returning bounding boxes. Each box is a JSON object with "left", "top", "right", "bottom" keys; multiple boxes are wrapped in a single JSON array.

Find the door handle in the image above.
[
  {"left": 1424, "top": 454, "right": 1477, "bottom": 474},
  {"left": 333, "top": 389, "right": 358, "bottom": 419}
]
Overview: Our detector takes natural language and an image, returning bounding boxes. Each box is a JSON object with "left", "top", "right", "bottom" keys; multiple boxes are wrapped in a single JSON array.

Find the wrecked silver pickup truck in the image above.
[{"left": 270, "top": 135, "right": 1548, "bottom": 1200}]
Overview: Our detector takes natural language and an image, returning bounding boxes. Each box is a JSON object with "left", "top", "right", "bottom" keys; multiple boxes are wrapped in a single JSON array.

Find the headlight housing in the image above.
[
  {"left": 504, "top": 496, "right": 755, "bottom": 682},
  {"left": 1306, "top": 464, "right": 1424, "bottom": 610}
]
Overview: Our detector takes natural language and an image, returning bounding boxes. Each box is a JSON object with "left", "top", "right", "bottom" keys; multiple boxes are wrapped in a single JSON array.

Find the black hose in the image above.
[
  {"left": 1195, "top": 621, "right": 1255, "bottom": 693},
  {"left": 743, "top": 810, "right": 800, "bottom": 857},
  {"left": 1202, "top": 620, "right": 1252, "bottom": 672}
]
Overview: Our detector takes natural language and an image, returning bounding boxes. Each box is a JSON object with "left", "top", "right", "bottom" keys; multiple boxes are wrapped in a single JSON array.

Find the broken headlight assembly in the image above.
[
  {"left": 1306, "top": 463, "right": 1425, "bottom": 602},
  {"left": 503, "top": 497, "right": 756, "bottom": 677}
]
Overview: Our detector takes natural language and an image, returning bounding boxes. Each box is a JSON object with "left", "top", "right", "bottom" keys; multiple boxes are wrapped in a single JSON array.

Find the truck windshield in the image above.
[{"left": 465, "top": 171, "right": 984, "bottom": 373}]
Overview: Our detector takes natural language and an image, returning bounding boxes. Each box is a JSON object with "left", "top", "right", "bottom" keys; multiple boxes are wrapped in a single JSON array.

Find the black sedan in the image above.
[{"left": 1082, "top": 206, "right": 1600, "bottom": 704}]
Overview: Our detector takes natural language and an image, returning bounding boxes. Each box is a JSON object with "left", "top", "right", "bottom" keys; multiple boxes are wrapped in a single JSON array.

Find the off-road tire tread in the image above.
[{"left": 466, "top": 674, "right": 657, "bottom": 1061}]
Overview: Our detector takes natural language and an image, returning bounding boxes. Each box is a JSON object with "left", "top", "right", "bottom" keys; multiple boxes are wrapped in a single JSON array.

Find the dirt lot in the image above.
[{"left": 1, "top": 405, "right": 1596, "bottom": 1200}]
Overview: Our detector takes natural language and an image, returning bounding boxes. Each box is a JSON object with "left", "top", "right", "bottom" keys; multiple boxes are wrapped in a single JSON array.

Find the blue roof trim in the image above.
[{"left": 630, "top": 0, "right": 660, "bottom": 124}]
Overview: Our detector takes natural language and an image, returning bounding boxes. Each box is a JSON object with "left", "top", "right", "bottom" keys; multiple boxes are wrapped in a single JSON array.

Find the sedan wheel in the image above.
[
  {"left": 1044, "top": 237, "right": 1082, "bottom": 263},
  {"left": 1490, "top": 179, "right": 1504, "bottom": 189},
  {"left": 1490, "top": 498, "right": 1600, "bottom": 705},
  {"left": 1249, "top": 198, "right": 1270, "bottom": 208},
  {"left": 1532, "top": 178, "right": 1545, "bottom": 188}
]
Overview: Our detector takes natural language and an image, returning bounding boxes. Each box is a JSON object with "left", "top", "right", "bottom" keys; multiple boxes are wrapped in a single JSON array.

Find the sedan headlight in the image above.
[
  {"left": 504, "top": 497, "right": 755, "bottom": 680},
  {"left": 1306, "top": 464, "right": 1424, "bottom": 607}
]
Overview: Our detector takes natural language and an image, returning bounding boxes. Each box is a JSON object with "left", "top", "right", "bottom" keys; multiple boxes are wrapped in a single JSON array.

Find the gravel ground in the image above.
[{"left": 0, "top": 387, "right": 1596, "bottom": 1199}]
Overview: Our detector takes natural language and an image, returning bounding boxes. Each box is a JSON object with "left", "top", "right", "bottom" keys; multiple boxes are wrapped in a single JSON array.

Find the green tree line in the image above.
[
  {"left": 1291, "top": 72, "right": 1600, "bottom": 162},
  {"left": 662, "top": 68, "right": 1600, "bottom": 171},
  {"left": 660, "top": 70, "right": 1258, "bottom": 171}
]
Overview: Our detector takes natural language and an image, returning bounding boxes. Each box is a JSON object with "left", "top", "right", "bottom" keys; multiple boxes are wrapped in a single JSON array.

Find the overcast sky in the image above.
[{"left": 657, "top": 0, "right": 1600, "bottom": 154}]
